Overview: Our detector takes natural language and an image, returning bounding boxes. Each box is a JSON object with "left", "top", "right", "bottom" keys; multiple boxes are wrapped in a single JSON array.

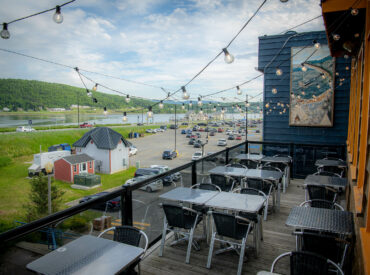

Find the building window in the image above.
[
  {"left": 80, "top": 163, "right": 87, "bottom": 172},
  {"left": 73, "top": 165, "right": 77, "bottom": 172},
  {"left": 89, "top": 161, "right": 92, "bottom": 169}
]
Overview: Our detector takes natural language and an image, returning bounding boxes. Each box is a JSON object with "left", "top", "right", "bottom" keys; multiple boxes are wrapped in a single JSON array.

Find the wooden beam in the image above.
[{"left": 322, "top": 0, "right": 366, "bottom": 13}]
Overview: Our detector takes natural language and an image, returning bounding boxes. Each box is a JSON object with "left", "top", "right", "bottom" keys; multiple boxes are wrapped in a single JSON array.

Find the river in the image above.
[{"left": 0, "top": 112, "right": 262, "bottom": 128}]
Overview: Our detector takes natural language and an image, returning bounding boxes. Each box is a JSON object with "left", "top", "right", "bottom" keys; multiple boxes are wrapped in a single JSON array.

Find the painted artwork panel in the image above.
[{"left": 289, "top": 45, "right": 335, "bottom": 127}]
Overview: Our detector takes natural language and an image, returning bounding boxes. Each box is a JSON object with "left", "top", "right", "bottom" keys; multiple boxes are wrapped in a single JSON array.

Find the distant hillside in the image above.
[{"left": 0, "top": 79, "right": 176, "bottom": 112}]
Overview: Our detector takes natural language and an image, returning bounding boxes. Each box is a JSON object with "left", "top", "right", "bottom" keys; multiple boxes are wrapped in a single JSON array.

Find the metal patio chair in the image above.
[
  {"left": 210, "top": 173, "right": 236, "bottom": 192},
  {"left": 241, "top": 159, "right": 259, "bottom": 169},
  {"left": 159, "top": 204, "right": 202, "bottom": 264},
  {"left": 207, "top": 211, "right": 253, "bottom": 275},
  {"left": 270, "top": 251, "right": 344, "bottom": 275},
  {"left": 243, "top": 178, "right": 273, "bottom": 221},
  {"left": 299, "top": 199, "right": 344, "bottom": 210},
  {"left": 98, "top": 225, "right": 148, "bottom": 274},
  {"left": 305, "top": 184, "right": 338, "bottom": 202},
  {"left": 314, "top": 170, "right": 341, "bottom": 177}
]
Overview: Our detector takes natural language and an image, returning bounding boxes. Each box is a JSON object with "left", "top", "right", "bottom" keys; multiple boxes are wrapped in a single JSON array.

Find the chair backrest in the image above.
[
  {"left": 261, "top": 165, "right": 282, "bottom": 173},
  {"left": 113, "top": 226, "right": 142, "bottom": 247},
  {"left": 245, "top": 178, "right": 272, "bottom": 195},
  {"left": 191, "top": 183, "right": 221, "bottom": 192},
  {"left": 323, "top": 157, "right": 344, "bottom": 161},
  {"left": 306, "top": 184, "right": 337, "bottom": 202},
  {"left": 314, "top": 171, "right": 340, "bottom": 177},
  {"left": 210, "top": 174, "right": 234, "bottom": 192},
  {"left": 240, "top": 187, "right": 265, "bottom": 197},
  {"left": 242, "top": 159, "right": 259, "bottom": 169},
  {"left": 319, "top": 166, "right": 345, "bottom": 177},
  {"left": 226, "top": 163, "right": 247, "bottom": 169},
  {"left": 162, "top": 204, "right": 198, "bottom": 230},
  {"left": 212, "top": 212, "right": 251, "bottom": 240},
  {"left": 300, "top": 199, "right": 344, "bottom": 210}
]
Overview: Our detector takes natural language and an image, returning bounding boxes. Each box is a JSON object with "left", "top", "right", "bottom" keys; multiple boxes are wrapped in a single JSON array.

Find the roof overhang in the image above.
[{"left": 321, "top": 0, "right": 366, "bottom": 57}]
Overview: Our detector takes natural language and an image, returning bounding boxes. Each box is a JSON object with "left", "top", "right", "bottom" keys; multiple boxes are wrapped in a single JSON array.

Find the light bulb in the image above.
[
  {"left": 344, "top": 54, "right": 349, "bottom": 59},
  {"left": 93, "top": 98, "right": 98, "bottom": 103},
  {"left": 301, "top": 63, "right": 307, "bottom": 72},
  {"left": 123, "top": 112, "right": 127, "bottom": 121},
  {"left": 198, "top": 97, "right": 202, "bottom": 106},
  {"left": 236, "top": 86, "right": 242, "bottom": 95},
  {"left": 332, "top": 34, "right": 340, "bottom": 41},
  {"left": 125, "top": 95, "right": 130, "bottom": 103},
  {"left": 182, "top": 103, "right": 185, "bottom": 110},
  {"left": 246, "top": 102, "right": 250, "bottom": 107},
  {"left": 213, "top": 106, "right": 216, "bottom": 112},
  {"left": 313, "top": 40, "right": 320, "bottom": 49},
  {"left": 1, "top": 23, "right": 10, "bottom": 39},
  {"left": 189, "top": 101, "right": 193, "bottom": 107},
  {"left": 147, "top": 106, "right": 153, "bottom": 118},
  {"left": 265, "top": 103, "right": 270, "bottom": 108},
  {"left": 281, "top": 103, "right": 284, "bottom": 107},
  {"left": 336, "top": 72, "right": 339, "bottom": 76},
  {"left": 351, "top": 8, "right": 359, "bottom": 16},
  {"left": 92, "top": 83, "right": 98, "bottom": 91},
  {"left": 354, "top": 33, "right": 360, "bottom": 38},
  {"left": 199, "top": 108, "right": 203, "bottom": 115},
  {"left": 53, "top": 6, "right": 63, "bottom": 24},
  {"left": 272, "top": 88, "right": 277, "bottom": 94},
  {"left": 86, "top": 89, "right": 92, "bottom": 97},
  {"left": 317, "top": 85, "right": 320, "bottom": 89},
  {"left": 181, "top": 86, "right": 189, "bottom": 99},
  {"left": 221, "top": 108, "right": 225, "bottom": 114},
  {"left": 159, "top": 101, "right": 164, "bottom": 109},
  {"left": 222, "top": 48, "right": 234, "bottom": 64},
  {"left": 345, "top": 66, "right": 350, "bottom": 70},
  {"left": 301, "top": 91, "right": 305, "bottom": 95},
  {"left": 103, "top": 107, "right": 107, "bottom": 115},
  {"left": 277, "top": 102, "right": 280, "bottom": 106},
  {"left": 321, "top": 74, "right": 326, "bottom": 79},
  {"left": 276, "top": 68, "right": 283, "bottom": 76}
]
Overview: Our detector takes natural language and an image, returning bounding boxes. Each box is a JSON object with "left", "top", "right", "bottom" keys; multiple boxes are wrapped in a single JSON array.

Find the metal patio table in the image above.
[
  {"left": 304, "top": 174, "right": 347, "bottom": 190},
  {"left": 286, "top": 206, "right": 354, "bottom": 236},
  {"left": 208, "top": 166, "right": 247, "bottom": 178},
  {"left": 159, "top": 187, "right": 220, "bottom": 205},
  {"left": 204, "top": 191, "right": 266, "bottom": 255},
  {"left": 261, "top": 156, "right": 292, "bottom": 193},
  {"left": 315, "top": 159, "right": 347, "bottom": 168},
  {"left": 244, "top": 169, "right": 283, "bottom": 211},
  {"left": 27, "top": 235, "right": 144, "bottom": 275},
  {"left": 234, "top": 153, "right": 265, "bottom": 161}
]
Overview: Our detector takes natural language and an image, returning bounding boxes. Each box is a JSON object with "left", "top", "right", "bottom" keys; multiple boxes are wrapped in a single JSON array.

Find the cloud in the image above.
[{"left": 0, "top": 0, "right": 324, "bottom": 102}]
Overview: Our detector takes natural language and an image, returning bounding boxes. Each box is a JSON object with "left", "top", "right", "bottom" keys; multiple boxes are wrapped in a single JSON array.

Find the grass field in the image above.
[{"left": 0, "top": 125, "right": 158, "bottom": 231}]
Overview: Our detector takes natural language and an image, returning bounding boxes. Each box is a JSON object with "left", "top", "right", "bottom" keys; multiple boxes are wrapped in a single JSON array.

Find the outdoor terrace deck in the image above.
[{"left": 140, "top": 179, "right": 306, "bottom": 275}]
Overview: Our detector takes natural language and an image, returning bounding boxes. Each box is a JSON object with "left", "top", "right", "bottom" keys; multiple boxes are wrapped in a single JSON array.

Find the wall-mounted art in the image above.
[{"left": 289, "top": 45, "right": 335, "bottom": 127}]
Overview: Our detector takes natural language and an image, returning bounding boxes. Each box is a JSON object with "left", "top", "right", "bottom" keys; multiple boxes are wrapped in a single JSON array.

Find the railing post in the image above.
[
  {"left": 290, "top": 143, "right": 295, "bottom": 178},
  {"left": 191, "top": 161, "right": 197, "bottom": 186},
  {"left": 121, "top": 187, "right": 133, "bottom": 226},
  {"left": 226, "top": 147, "right": 229, "bottom": 164},
  {"left": 245, "top": 140, "right": 249, "bottom": 154}
]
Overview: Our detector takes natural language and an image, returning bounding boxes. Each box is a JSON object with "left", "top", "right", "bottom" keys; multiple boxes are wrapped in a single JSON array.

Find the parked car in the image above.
[
  {"left": 199, "top": 128, "right": 204, "bottom": 132},
  {"left": 162, "top": 150, "right": 177, "bottom": 160},
  {"left": 193, "top": 141, "right": 202, "bottom": 148},
  {"left": 169, "top": 124, "right": 178, "bottom": 129},
  {"left": 160, "top": 125, "right": 167, "bottom": 130},
  {"left": 125, "top": 175, "right": 163, "bottom": 193},
  {"left": 129, "top": 145, "right": 138, "bottom": 156},
  {"left": 181, "top": 122, "right": 188, "bottom": 126},
  {"left": 188, "top": 138, "right": 196, "bottom": 145},
  {"left": 198, "top": 123, "right": 207, "bottom": 126},
  {"left": 228, "top": 135, "right": 235, "bottom": 140},
  {"left": 181, "top": 129, "right": 186, "bottom": 134},
  {"left": 186, "top": 133, "right": 192, "bottom": 138},
  {"left": 79, "top": 192, "right": 120, "bottom": 211},
  {"left": 156, "top": 128, "right": 165, "bottom": 132},
  {"left": 217, "top": 139, "right": 227, "bottom": 146},
  {"left": 79, "top": 122, "right": 93, "bottom": 128},
  {"left": 209, "top": 131, "right": 215, "bottom": 136},
  {"left": 150, "top": 165, "right": 181, "bottom": 182},
  {"left": 193, "top": 126, "right": 199, "bottom": 131},
  {"left": 135, "top": 167, "right": 173, "bottom": 186},
  {"left": 217, "top": 128, "right": 224, "bottom": 133},
  {"left": 236, "top": 135, "right": 242, "bottom": 140},
  {"left": 48, "top": 143, "right": 71, "bottom": 152},
  {"left": 206, "top": 152, "right": 217, "bottom": 162},
  {"left": 146, "top": 129, "right": 153, "bottom": 133},
  {"left": 186, "top": 129, "right": 192, "bottom": 134},
  {"left": 16, "top": 126, "right": 36, "bottom": 132},
  {"left": 192, "top": 151, "right": 203, "bottom": 161},
  {"left": 191, "top": 134, "right": 197, "bottom": 139},
  {"left": 196, "top": 133, "right": 201, "bottom": 138}
]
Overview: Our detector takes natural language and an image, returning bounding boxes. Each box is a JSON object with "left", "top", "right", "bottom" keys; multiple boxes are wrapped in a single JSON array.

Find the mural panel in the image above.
[{"left": 289, "top": 45, "right": 335, "bottom": 127}]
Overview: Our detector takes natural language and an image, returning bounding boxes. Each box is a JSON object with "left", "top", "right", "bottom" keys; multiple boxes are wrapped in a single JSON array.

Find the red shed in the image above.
[{"left": 54, "top": 154, "right": 94, "bottom": 183}]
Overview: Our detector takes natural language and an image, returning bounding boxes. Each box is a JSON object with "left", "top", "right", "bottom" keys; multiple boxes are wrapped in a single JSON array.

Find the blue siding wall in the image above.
[{"left": 258, "top": 31, "right": 351, "bottom": 145}]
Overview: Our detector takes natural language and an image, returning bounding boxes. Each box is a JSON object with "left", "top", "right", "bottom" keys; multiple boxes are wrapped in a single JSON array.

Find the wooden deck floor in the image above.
[{"left": 140, "top": 179, "right": 306, "bottom": 275}]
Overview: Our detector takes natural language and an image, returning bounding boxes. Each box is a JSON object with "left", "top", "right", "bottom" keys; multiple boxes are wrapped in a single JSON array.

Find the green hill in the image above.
[{"left": 0, "top": 78, "right": 176, "bottom": 112}]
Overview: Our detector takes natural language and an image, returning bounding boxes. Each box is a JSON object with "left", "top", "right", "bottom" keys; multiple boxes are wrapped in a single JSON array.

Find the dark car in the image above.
[
  {"left": 228, "top": 135, "right": 235, "bottom": 140},
  {"left": 198, "top": 123, "right": 207, "bottom": 126},
  {"left": 79, "top": 192, "right": 120, "bottom": 211},
  {"left": 186, "top": 133, "right": 192, "bottom": 138},
  {"left": 196, "top": 133, "right": 201, "bottom": 138},
  {"left": 181, "top": 122, "right": 188, "bottom": 126},
  {"left": 209, "top": 131, "right": 215, "bottom": 136},
  {"left": 181, "top": 129, "right": 186, "bottom": 134},
  {"left": 162, "top": 150, "right": 177, "bottom": 160},
  {"left": 134, "top": 168, "right": 172, "bottom": 186},
  {"left": 169, "top": 124, "right": 178, "bottom": 129},
  {"left": 188, "top": 138, "right": 196, "bottom": 145},
  {"left": 160, "top": 125, "right": 167, "bottom": 130},
  {"left": 80, "top": 122, "right": 93, "bottom": 128},
  {"left": 186, "top": 129, "right": 192, "bottom": 134},
  {"left": 194, "top": 142, "right": 202, "bottom": 148}
]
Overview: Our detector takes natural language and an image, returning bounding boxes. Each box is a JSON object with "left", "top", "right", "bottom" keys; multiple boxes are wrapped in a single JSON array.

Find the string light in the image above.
[
  {"left": 92, "top": 83, "right": 98, "bottom": 91},
  {"left": 159, "top": 100, "right": 164, "bottom": 109},
  {"left": 213, "top": 105, "right": 216, "bottom": 112},
  {"left": 317, "top": 84, "right": 320, "bottom": 89},
  {"left": 122, "top": 112, "right": 127, "bottom": 121},
  {"left": 221, "top": 107, "right": 225, "bottom": 114},
  {"left": 86, "top": 89, "right": 92, "bottom": 97},
  {"left": 103, "top": 107, "right": 107, "bottom": 115},
  {"left": 189, "top": 101, "right": 193, "bottom": 107},
  {"left": 321, "top": 74, "right": 326, "bottom": 79},
  {"left": 222, "top": 48, "right": 234, "bottom": 64},
  {"left": 125, "top": 94, "right": 130, "bottom": 103},
  {"left": 265, "top": 103, "right": 270, "bottom": 108},
  {"left": 198, "top": 97, "right": 203, "bottom": 106},
  {"left": 236, "top": 86, "right": 242, "bottom": 95},
  {"left": 313, "top": 40, "right": 320, "bottom": 49},
  {"left": 0, "top": 23, "right": 10, "bottom": 39},
  {"left": 332, "top": 34, "right": 340, "bottom": 41},
  {"left": 147, "top": 106, "right": 153, "bottom": 118},
  {"left": 301, "top": 63, "right": 307, "bottom": 72},
  {"left": 93, "top": 98, "right": 98, "bottom": 103},
  {"left": 182, "top": 86, "right": 189, "bottom": 99},
  {"left": 53, "top": 5, "right": 63, "bottom": 24},
  {"left": 199, "top": 108, "right": 203, "bottom": 115},
  {"left": 272, "top": 88, "right": 277, "bottom": 94},
  {"left": 351, "top": 8, "right": 359, "bottom": 16},
  {"left": 182, "top": 103, "right": 185, "bottom": 110},
  {"left": 276, "top": 68, "right": 283, "bottom": 76}
]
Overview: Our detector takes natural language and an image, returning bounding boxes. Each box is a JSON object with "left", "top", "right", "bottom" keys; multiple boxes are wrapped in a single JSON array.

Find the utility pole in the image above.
[
  {"left": 175, "top": 104, "right": 177, "bottom": 152},
  {"left": 77, "top": 92, "right": 80, "bottom": 126},
  {"left": 245, "top": 94, "right": 248, "bottom": 154}
]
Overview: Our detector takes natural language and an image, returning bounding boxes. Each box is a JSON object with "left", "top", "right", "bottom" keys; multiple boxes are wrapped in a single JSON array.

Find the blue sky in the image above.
[{"left": 0, "top": 0, "right": 324, "bottom": 103}]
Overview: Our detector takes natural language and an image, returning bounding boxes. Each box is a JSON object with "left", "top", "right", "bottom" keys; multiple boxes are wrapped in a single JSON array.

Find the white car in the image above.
[
  {"left": 16, "top": 126, "right": 35, "bottom": 132},
  {"left": 125, "top": 175, "right": 163, "bottom": 193},
  {"left": 146, "top": 129, "right": 153, "bottom": 133},
  {"left": 156, "top": 128, "right": 164, "bottom": 132},
  {"left": 192, "top": 151, "right": 203, "bottom": 161},
  {"left": 129, "top": 146, "right": 138, "bottom": 156},
  {"left": 150, "top": 165, "right": 181, "bottom": 181},
  {"left": 217, "top": 139, "right": 227, "bottom": 146}
]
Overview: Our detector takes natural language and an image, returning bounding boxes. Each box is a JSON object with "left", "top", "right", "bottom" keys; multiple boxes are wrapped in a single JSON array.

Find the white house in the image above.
[{"left": 73, "top": 127, "right": 130, "bottom": 174}]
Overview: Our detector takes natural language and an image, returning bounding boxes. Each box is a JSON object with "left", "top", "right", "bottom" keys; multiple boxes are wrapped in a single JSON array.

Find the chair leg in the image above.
[
  {"left": 159, "top": 219, "right": 167, "bottom": 257},
  {"left": 207, "top": 232, "right": 216, "bottom": 269},
  {"left": 263, "top": 197, "right": 269, "bottom": 221},
  {"left": 186, "top": 227, "right": 195, "bottom": 263},
  {"left": 237, "top": 237, "right": 247, "bottom": 275}
]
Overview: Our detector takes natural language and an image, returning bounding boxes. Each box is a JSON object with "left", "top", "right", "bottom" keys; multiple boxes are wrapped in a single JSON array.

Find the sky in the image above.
[{"left": 0, "top": 0, "right": 324, "bottom": 103}]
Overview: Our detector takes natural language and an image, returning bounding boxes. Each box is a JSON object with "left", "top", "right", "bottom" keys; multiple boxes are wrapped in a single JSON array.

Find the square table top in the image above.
[
  {"left": 27, "top": 235, "right": 144, "bottom": 275},
  {"left": 245, "top": 169, "right": 283, "bottom": 181},
  {"left": 315, "top": 159, "right": 347, "bottom": 168},
  {"left": 286, "top": 206, "right": 354, "bottom": 235},
  {"left": 234, "top": 153, "right": 264, "bottom": 161},
  {"left": 304, "top": 174, "right": 347, "bottom": 189},
  {"left": 209, "top": 166, "right": 247, "bottom": 177},
  {"left": 205, "top": 191, "right": 266, "bottom": 213},
  {"left": 261, "top": 156, "right": 292, "bottom": 164},
  {"left": 159, "top": 187, "right": 220, "bottom": 205}
]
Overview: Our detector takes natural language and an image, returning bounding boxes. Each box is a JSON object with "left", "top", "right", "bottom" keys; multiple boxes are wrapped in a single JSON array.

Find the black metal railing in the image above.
[{"left": 0, "top": 140, "right": 345, "bottom": 249}]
